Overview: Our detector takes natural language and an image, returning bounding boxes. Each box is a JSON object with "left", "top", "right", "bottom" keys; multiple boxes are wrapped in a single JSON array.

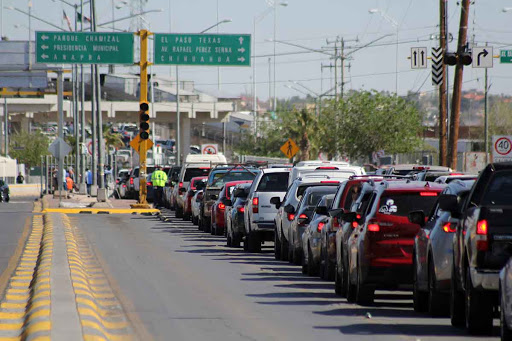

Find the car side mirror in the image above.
[
  {"left": 195, "top": 193, "right": 203, "bottom": 202},
  {"left": 438, "top": 194, "right": 458, "bottom": 213},
  {"left": 270, "top": 196, "right": 281, "bottom": 209},
  {"left": 283, "top": 204, "right": 295, "bottom": 214},
  {"left": 195, "top": 182, "right": 205, "bottom": 190},
  {"left": 408, "top": 210, "right": 426, "bottom": 227},
  {"left": 315, "top": 206, "right": 328, "bottom": 216},
  {"left": 222, "top": 198, "right": 233, "bottom": 206},
  {"left": 165, "top": 182, "right": 171, "bottom": 187},
  {"left": 179, "top": 187, "right": 187, "bottom": 194},
  {"left": 209, "top": 194, "right": 218, "bottom": 201},
  {"left": 342, "top": 212, "right": 358, "bottom": 223},
  {"left": 329, "top": 208, "right": 345, "bottom": 218}
]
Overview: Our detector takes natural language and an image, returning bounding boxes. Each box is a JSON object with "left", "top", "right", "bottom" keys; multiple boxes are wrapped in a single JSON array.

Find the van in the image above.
[{"left": 172, "top": 154, "right": 227, "bottom": 217}]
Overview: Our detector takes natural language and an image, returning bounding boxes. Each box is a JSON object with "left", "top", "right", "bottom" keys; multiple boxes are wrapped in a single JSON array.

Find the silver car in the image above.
[
  {"left": 499, "top": 257, "right": 512, "bottom": 340},
  {"left": 301, "top": 194, "right": 335, "bottom": 276},
  {"left": 411, "top": 179, "right": 474, "bottom": 316}
]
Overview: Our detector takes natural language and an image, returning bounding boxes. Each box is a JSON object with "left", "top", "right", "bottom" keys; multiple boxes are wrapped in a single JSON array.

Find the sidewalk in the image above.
[{"left": 42, "top": 193, "right": 159, "bottom": 214}]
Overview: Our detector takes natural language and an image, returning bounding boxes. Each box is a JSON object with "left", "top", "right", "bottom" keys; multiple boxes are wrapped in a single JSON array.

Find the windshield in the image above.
[
  {"left": 256, "top": 172, "right": 289, "bottom": 192},
  {"left": 482, "top": 170, "right": 512, "bottom": 206},
  {"left": 209, "top": 171, "right": 257, "bottom": 187},
  {"left": 377, "top": 192, "right": 439, "bottom": 216},
  {"left": 184, "top": 168, "right": 211, "bottom": 182}
]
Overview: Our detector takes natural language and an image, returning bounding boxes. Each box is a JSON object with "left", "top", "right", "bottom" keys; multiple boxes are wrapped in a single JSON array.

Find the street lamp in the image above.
[
  {"left": 253, "top": 1, "right": 287, "bottom": 135},
  {"left": 369, "top": 8, "right": 399, "bottom": 94},
  {"left": 272, "top": 1, "right": 288, "bottom": 112},
  {"left": 5, "top": 6, "right": 66, "bottom": 31},
  {"left": 503, "top": 7, "right": 512, "bottom": 12},
  {"left": 199, "top": 19, "right": 232, "bottom": 34}
]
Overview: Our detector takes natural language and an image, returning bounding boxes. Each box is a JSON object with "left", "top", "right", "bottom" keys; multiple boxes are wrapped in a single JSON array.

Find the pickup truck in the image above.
[{"left": 447, "top": 162, "right": 512, "bottom": 335}]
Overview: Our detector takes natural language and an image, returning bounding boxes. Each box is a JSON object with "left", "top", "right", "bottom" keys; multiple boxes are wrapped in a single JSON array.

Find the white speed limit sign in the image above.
[{"left": 492, "top": 136, "right": 512, "bottom": 162}]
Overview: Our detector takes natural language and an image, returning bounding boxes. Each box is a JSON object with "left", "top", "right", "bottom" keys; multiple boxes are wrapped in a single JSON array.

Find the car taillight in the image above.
[
  {"left": 320, "top": 181, "right": 339, "bottom": 184},
  {"left": 130, "top": 178, "right": 134, "bottom": 185},
  {"left": 317, "top": 222, "right": 325, "bottom": 232},
  {"left": 299, "top": 214, "right": 307, "bottom": 219},
  {"left": 476, "top": 219, "right": 488, "bottom": 251},
  {"left": 179, "top": 182, "right": 183, "bottom": 188},
  {"left": 420, "top": 192, "right": 438, "bottom": 196},
  {"left": 352, "top": 222, "right": 359, "bottom": 228},
  {"left": 116, "top": 179, "right": 119, "bottom": 183},
  {"left": 147, "top": 182, "right": 152, "bottom": 186},
  {"left": 237, "top": 207, "right": 245, "bottom": 213},
  {"left": 477, "top": 219, "right": 488, "bottom": 235},
  {"left": 368, "top": 223, "right": 380, "bottom": 232},
  {"left": 218, "top": 203, "right": 226, "bottom": 210},
  {"left": 122, "top": 184, "right": 126, "bottom": 188},
  {"left": 442, "top": 222, "right": 456, "bottom": 233},
  {"left": 287, "top": 213, "right": 295, "bottom": 221},
  {"left": 333, "top": 217, "right": 340, "bottom": 229},
  {"left": 252, "top": 197, "right": 259, "bottom": 213},
  {"left": 316, "top": 167, "right": 339, "bottom": 170}
]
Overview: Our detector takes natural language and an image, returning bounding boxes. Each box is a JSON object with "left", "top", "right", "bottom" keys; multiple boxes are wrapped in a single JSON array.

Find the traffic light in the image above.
[
  {"left": 444, "top": 53, "right": 457, "bottom": 66},
  {"left": 444, "top": 52, "right": 472, "bottom": 66},
  {"left": 139, "top": 101, "right": 150, "bottom": 140},
  {"left": 459, "top": 52, "right": 472, "bottom": 66}
]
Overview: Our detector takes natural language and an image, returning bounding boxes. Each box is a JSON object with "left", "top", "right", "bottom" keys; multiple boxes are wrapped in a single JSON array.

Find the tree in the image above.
[
  {"left": 102, "top": 125, "right": 124, "bottom": 151},
  {"left": 336, "top": 91, "right": 422, "bottom": 160},
  {"left": 9, "top": 130, "right": 50, "bottom": 168}
]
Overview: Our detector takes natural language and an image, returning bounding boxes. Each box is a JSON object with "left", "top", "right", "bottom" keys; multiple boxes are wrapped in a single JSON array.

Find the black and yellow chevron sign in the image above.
[{"left": 432, "top": 47, "right": 443, "bottom": 86}]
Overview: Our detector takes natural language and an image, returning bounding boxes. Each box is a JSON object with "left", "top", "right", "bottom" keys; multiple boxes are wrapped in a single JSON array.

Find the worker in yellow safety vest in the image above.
[{"left": 151, "top": 165, "right": 168, "bottom": 208}]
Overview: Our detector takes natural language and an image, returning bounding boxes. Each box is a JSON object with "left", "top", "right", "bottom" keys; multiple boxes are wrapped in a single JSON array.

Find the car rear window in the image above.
[
  {"left": 257, "top": 172, "right": 289, "bottom": 192},
  {"left": 482, "top": 170, "right": 512, "bottom": 206},
  {"left": 297, "top": 183, "right": 338, "bottom": 198},
  {"left": 305, "top": 189, "right": 337, "bottom": 206},
  {"left": 377, "top": 192, "right": 438, "bottom": 216},
  {"left": 211, "top": 171, "right": 257, "bottom": 187},
  {"left": 184, "top": 168, "right": 211, "bottom": 182}
]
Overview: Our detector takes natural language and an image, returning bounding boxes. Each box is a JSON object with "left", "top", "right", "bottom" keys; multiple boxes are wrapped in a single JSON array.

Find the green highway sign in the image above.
[
  {"left": 154, "top": 33, "right": 251, "bottom": 66},
  {"left": 35, "top": 31, "right": 134, "bottom": 64},
  {"left": 501, "top": 50, "right": 512, "bottom": 64}
]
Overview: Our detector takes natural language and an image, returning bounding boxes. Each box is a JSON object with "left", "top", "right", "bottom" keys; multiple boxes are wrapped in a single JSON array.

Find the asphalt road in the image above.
[
  {"left": 0, "top": 196, "right": 34, "bottom": 279},
  {"left": 74, "top": 209, "right": 500, "bottom": 341}
]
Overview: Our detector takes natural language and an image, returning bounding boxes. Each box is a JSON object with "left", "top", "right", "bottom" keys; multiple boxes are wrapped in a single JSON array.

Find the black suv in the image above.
[{"left": 446, "top": 162, "right": 512, "bottom": 334}]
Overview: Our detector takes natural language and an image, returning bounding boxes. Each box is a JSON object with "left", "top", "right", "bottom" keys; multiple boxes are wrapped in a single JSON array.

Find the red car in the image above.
[
  {"left": 182, "top": 176, "right": 208, "bottom": 221},
  {"left": 346, "top": 180, "right": 445, "bottom": 305},
  {"left": 211, "top": 180, "right": 253, "bottom": 236}
]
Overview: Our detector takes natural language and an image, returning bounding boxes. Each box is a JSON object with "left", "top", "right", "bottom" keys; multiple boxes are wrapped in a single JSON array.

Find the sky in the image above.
[{"left": 2, "top": 0, "right": 512, "bottom": 100}]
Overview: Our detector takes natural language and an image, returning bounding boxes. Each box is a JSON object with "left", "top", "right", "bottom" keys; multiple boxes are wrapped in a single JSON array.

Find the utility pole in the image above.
[
  {"left": 484, "top": 58, "right": 489, "bottom": 163},
  {"left": 340, "top": 38, "right": 345, "bottom": 98},
  {"left": 89, "top": 0, "right": 97, "bottom": 197},
  {"left": 93, "top": 0, "right": 105, "bottom": 199},
  {"left": 334, "top": 41, "right": 338, "bottom": 102},
  {"left": 448, "top": 0, "right": 470, "bottom": 170},
  {"left": 439, "top": 0, "right": 448, "bottom": 166},
  {"left": 79, "top": 0, "right": 87, "bottom": 194}
]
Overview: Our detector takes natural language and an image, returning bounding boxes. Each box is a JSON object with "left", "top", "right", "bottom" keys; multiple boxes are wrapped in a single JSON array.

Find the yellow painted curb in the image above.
[
  {"left": 61, "top": 215, "right": 133, "bottom": 340},
  {"left": 42, "top": 208, "right": 159, "bottom": 215},
  {"left": 0, "top": 215, "right": 52, "bottom": 339}
]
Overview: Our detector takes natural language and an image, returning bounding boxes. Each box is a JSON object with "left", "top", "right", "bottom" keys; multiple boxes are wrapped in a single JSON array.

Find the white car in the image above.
[
  {"left": 191, "top": 190, "right": 204, "bottom": 225},
  {"left": 243, "top": 168, "right": 292, "bottom": 252}
]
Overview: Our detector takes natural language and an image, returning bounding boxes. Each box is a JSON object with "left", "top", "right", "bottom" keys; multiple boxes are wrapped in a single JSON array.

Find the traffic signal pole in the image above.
[
  {"left": 439, "top": 0, "right": 448, "bottom": 166},
  {"left": 448, "top": 0, "right": 470, "bottom": 170},
  {"left": 132, "top": 29, "right": 152, "bottom": 209}
]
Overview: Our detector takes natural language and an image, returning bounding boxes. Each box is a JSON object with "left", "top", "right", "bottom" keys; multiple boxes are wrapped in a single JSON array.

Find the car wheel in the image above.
[
  {"left": 175, "top": 206, "right": 183, "bottom": 218},
  {"left": 292, "top": 246, "right": 302, "bottom": 265},
  {"left": 183, "top": 212, "right": 190, "bottom": 221},
  {"left": 450, "top": 266, "right": 465, "bottom": 327},
  {"left": 247, "top": 232, "right": 261, "bottom": 253},
  {"left": 280, "top": 228, "right": 289, "bottom": 261},
  {"left": 465, "top": 266, "right": 493, "bottom": 335},
  {"left": 355, "top": 263, "right": 374, "bottom": 306},
  {"left": 232, "top": 234, "right": 241, "bottom": 248},
  {"left": 226, "top": 233, "right": 232, "bottom": 247},
  {"left": 413, "top": 257, "right": 428, "bottom": 313},
  {"left": 198, "top": 217, "right": 204, "bottom": 231},
  {"left": 301, "top": 246, "right": 308, "bottom": 275},
  {"left": 319, "top": 245, "right": 326, "bottom": 280},
  {"left": 334, "top": 264, "right": 343, "bottom": 296},
  {"left": 204, "top": 219, "right": 211, "bottom": 233},
  {"left": 428, "top": 258, "right": 449, "bottom": 316},
  {"left": 307, "top": 246, "right": 318, "bottom": 277},
  {"left": 501, "top": 285, "right": 512, "bottom": 341},
  {"left": 243, "top": 236, "right": 249, "bottom": 251},
  {"left": 288, "top": 232, "right": 294, "bottom": 264},
  {"left": 274, "top": 229, "right": 281, "bottom": 260},
  {"left": 346, "top": 258, "right": 356, "bottom": 303}
]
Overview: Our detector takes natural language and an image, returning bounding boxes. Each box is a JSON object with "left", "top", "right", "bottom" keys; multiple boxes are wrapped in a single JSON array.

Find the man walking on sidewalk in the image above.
[{"left": 151, "top": 165, "right": 167, "bottom": 208}]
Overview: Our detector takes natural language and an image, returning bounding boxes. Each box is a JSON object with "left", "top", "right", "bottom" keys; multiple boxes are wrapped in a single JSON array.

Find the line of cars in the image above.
[{"left": 163, "top": 158, "right": 512, "bottom": 339}]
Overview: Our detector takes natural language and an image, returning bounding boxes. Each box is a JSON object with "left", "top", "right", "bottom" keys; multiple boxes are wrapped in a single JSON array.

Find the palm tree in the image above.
[{"left": 102, "top": 124, "right": 125, "bottom": 152}]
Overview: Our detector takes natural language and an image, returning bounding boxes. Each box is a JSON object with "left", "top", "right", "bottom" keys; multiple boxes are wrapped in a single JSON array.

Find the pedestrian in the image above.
[
  {"left": 151, "top": 165, "right": 168, "bottom": 208},
  {"left": 66, "top": 175, "right": 74, "bottom": 193},
  {"left": 16, "top": 172, "right": 24, "bottom": 184},
  {"left": 86, "top": 168, "right": 92, "bottom": 195}
]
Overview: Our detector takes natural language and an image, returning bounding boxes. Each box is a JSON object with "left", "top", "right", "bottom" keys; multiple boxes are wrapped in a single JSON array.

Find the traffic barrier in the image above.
[
  {"left": 0, "top": 214, "right": 53, "bottom": 340},
  {"left": 62, "top": 215, "right": 133, "bottom": 340}
]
